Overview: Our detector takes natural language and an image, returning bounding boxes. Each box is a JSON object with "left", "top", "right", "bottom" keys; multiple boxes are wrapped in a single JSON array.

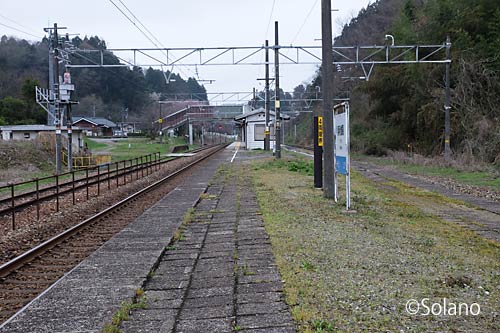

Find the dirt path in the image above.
[
  {"left": 86, "top": 137, "right": 125, "bottom": 154},
  {"left": 353, "top": 160, "right": 500, "bottom": 243}
]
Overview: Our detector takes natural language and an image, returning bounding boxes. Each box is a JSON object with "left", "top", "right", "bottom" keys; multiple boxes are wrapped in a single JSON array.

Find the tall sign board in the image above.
[{"left": 333, "top": 102, "right": 350, "bottom": 209}]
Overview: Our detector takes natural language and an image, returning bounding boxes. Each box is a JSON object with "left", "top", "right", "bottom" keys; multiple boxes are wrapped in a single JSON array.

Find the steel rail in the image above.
[
  {"left": 0, "top": 146, "right": 213, "bottom": 217},
  {"left": 0, "top": 158, "right": 162, "bottom": 211},
  {"left": 0, "top": 144, "right": 227, "bottom": 278},
  {"left": 0, "top": 153, "right": 163, "bottom": 204}
]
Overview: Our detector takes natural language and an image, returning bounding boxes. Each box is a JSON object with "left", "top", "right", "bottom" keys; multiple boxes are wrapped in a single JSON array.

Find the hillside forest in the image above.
[
  {"left": 1, "top": 0, "right": 499, "bottom": 165},
  {"left": 285, "top": 0, "right": 499, "bottom": 165},
  {"left": 0, "top": 35, "right": 207, "bottom": 127}
]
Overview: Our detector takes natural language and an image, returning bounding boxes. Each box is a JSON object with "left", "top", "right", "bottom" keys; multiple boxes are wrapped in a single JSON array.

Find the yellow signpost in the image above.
[{"left": 318, "top": 116, "right": 323, "bottom": 147}]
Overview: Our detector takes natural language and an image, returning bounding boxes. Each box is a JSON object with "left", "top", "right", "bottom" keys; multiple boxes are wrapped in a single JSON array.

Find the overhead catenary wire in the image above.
[
  {"left": 0, "top": 21, "right": 42, "bottom": 40},
  {"left": 69, "top": 50, "right": 148, "bottom": 92},
  {"left": 0, "top": 13, "right": 41, "bottom": 36},
  {"left": 264, "top": 0, "right": 277, "bottom": 40},
  {"left": 260, "top": 0, "right": 277, "bottom": 72},
  {"left": 107, "top": 0, "right": 193, "bottom": 79},
  {"left": 290, "top": 0, "right": 319, "bottom": 45}
]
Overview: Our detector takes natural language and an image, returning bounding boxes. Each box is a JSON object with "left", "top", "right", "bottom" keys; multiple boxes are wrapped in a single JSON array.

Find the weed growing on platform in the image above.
[
  {"left": 104, "top": 290, "right": 147, "bottom": 332},
  {"left": 250, "top": 157, "right": 500, "bottom": 332},
  {"left": 311, "top": 319, "right": 334, "bottom": 332},
  {"left": 252, "top": 157, "right": 314, "bottom": 176},
  {"left": 199, "top": 192, "right": 218, "bottom": 200},
  {"left": 240, "top": 264, "right": 256, "bottom": 276},
  {"left": 172, "top": 229, "right": 184, "bottom": 242},
  {"left": 183, "top": 208, "right": 195, "bottom": 224}
]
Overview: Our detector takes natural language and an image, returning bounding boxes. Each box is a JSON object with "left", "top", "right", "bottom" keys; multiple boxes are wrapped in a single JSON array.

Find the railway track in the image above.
[
  {"left": 0, "top": 146, "right": 211, "bottom": 226},
  {"left": 0, "top": 144, "right": 227, "bottom": 324}
]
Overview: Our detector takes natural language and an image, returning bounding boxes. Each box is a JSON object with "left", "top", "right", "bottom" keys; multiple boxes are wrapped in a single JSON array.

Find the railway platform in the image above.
[{"left": 1, "top": 143, "right": 294, "bottom": 332}]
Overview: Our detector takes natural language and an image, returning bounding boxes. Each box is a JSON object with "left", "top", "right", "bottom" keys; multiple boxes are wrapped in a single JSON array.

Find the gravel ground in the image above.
[
  {"left": 411, "top": 173, "right": 499, "bottom": 202},
  {"left": 0, "top": 147, "right": 220, "bottom": 266},
  {"left": 251, "top": 157, "right": 500, "bottom": 333}
]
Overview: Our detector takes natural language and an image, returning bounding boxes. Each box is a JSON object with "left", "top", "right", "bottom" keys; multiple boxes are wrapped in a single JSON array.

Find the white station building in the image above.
[{"left": 234, "top": 108, "right": 290, "bottom": 150}]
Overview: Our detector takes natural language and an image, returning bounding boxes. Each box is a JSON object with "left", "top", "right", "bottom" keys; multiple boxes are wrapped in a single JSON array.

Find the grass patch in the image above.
[
  {"left": 253, "top": 157, "right": 314, "bottom": 176},
  {"left": 84, "top": 137, "right": 108, "bottom": 150},
  {"left": 251, "top": 157, "right": 500, "bottom": 332},
  {"left": 311, "top": 319, "right": 334, "bottom": 332},
  {"left": 87, "top": 137, "right": 193, "bottom": 162},
  {"left": 355, "top": 153, "right": 500, "bottom": 191}
]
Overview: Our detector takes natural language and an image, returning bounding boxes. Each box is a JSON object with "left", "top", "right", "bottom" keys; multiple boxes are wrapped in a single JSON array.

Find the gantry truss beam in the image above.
[
  {"left": 63, "top": 43, "right": 449, "bottom": 69},
  {"left": 158, "top": 92, "right": 350, "bottom": 109}
]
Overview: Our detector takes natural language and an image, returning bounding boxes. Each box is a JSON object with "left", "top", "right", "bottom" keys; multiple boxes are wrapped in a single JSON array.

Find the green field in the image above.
[{"left": 84, "top": 137, "right": 194, "bottom": 162}]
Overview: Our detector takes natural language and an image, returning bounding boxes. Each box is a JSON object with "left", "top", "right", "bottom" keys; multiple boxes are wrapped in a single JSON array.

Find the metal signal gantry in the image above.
[{"left": 64, "top": 43, "right": 450, "bottom": 76}]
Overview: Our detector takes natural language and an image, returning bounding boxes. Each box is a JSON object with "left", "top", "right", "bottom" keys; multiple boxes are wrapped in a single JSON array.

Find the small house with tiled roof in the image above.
[{"left": 72, "top": 117, "right": 117, "bottom": 137}]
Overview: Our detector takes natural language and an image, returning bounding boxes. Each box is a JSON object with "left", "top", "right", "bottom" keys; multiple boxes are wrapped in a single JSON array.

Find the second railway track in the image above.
[{"left": 0, "top": 144, "right": 227, "bottom": 324}]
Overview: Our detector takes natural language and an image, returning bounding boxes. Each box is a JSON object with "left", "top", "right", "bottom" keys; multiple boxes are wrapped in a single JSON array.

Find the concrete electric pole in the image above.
[
  {"left": 274, "top": 21, "right": 281, "bottom": 159},
  {"left": 321, "top": 0, "right": 336, "bottom": 198},
  {"left": 444, "top": 36, "right": 452, "bottom": 161},
  {"left": 52, "top": 23, "right": 63, "bottom": 174},
  {"left": 264, "top": 40, "right": 270, "bottom": 151}
]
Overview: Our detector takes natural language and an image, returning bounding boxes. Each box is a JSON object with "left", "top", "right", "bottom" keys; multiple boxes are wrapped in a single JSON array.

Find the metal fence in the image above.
[{"left": 0, "top": 152, "right": 163, "bottom": 231}]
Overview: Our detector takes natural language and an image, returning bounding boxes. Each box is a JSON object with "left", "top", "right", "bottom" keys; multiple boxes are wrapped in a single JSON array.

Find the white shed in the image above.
[
  {"left": 0, "top": 125, "right": 85, "bottom": 150},
  {"left": 234, "top": 108, "right": 290, "bottom": 150}
]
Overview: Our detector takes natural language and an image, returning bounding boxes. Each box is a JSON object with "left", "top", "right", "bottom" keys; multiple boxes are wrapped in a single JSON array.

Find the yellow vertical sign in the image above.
[{"left": 318, "top": 116, "right": 323, "bottom": 147}]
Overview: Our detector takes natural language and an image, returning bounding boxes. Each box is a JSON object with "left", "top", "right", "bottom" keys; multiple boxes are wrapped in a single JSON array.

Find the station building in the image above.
[{"left": 234, "top": 108, "right": 290, "bottom": 150}]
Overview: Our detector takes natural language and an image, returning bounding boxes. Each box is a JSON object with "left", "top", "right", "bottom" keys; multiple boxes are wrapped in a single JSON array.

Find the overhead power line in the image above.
[
  {"left": 290, "top": 0, "right": 319, "bottom": 45},
  {"left": 107, "top": 0, "right": 192, "bottom": 78},
  {"left": 0, "top": 13, "right": 41, "bottom": 36},
  {"left": 264, "top": 0, "right": 277, "bottom": 39},
  {"left": 69, "top": 50, "right": 148, "bottom": 92},
  {"left": 0, "top": 21, "right": 42, "bottom": 39}
]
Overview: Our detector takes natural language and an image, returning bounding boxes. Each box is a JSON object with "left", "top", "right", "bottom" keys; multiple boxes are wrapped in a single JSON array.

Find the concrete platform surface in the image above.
[{"left": 120, "top": 158, "right": 295, "bottom": 332}]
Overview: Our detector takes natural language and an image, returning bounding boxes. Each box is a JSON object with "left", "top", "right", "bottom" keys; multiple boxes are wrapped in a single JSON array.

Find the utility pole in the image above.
[
  {"left": 264, "top": 40, "right": 270, "bottom": 151},
  {"left": 48, "top": 37, "right": 56, "bottom": 126},
  {"left": 159, "top": 102, "right": 163, "bottom": 143},
  {"left": 53, "top": 23, "right": 62, "bottom": 174},
  {"left": 321, "top": 0, "right": 335, "bottom": 198},
  {"left": 66, "top": 103, "right": 73, "bottom": 171},
  {"left": 253, "top": 87, "right": 256, "bottom": 108},
  {"left": 444, "top": 35, "right": 452, "bottom": 161},
  {"left": 274, "top": 21, "right": 281, "bottom": 159},
  {"left": 59, "top": 68, "right": 77, "bottom": 173}
]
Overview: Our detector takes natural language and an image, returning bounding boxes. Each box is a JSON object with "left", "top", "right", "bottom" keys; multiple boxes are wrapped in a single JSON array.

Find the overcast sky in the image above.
[{"left": 1, "top": 0, "right": 373, "bottom": 97}]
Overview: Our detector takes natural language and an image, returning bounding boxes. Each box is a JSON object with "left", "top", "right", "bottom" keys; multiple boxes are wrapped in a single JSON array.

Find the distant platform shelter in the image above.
[{"left": 234, "top": 108, "right": 289, "bottom": 150}]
